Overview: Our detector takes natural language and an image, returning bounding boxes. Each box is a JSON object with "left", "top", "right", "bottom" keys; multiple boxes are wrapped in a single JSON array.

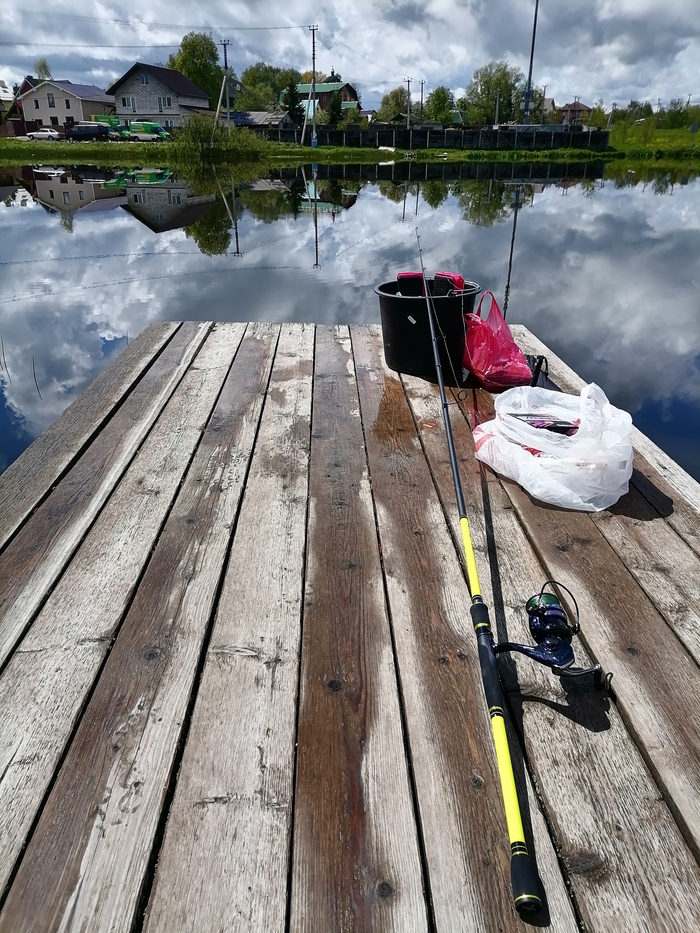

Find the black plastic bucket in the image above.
[{"left": 375, "top": 279, "right": 481, "bottom": 382}]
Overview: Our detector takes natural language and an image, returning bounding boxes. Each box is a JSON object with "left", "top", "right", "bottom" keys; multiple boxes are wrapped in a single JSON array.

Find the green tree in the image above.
[
  {"left": 35, "top": 58, "right": 52, "bottom": 80},
  {"left": 241, "top": 64, "right": 301, "bottom": 104},
  {"left": 459, "top": 61, "right": 525, "bottom": 125},
  {"left": 640, "top": 116, "right": 655, "bottom": 142},
  {"left": 236, "top": 84, "right": 276, "bottom": 111},
  {"left": 299, "top": 70, "right": 325, "bottom": 84},
  {"left": 282, "top": 78, "right": 304, "bottom": 124},
  {"left": 327, "top": 90, "right": 343, "bottom": 127},
  {"left": 377, "top": 86, "right": 409, "bottom": 121},
  {"left": 167, "top": 32, "right": 224, "bottom": 106},
  {"left": 424, "top": 86, "right": 455, "bottom": 124},
  {"left": 185, "top": 196, "right": 232, "bottom": 256},
  {"left": 660, "top": 98, "right": 689, "bottom": 129},
  {"left": 589, "top": 98, "right": 607, "bottom": 129},
  {"left": 340, "top": 103, "right": 361, "bottom": 125}
]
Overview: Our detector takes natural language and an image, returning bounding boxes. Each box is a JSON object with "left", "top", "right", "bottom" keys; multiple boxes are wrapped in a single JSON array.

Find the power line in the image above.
[{"left": 11, "top": 10, "right": 309, "bottom": 29}]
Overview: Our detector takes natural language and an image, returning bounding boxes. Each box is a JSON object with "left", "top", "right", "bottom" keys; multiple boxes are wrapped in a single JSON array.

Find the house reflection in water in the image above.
[
  {"left": 120, "top": 174, "right": 216, "bottom": 233},
  {"left": 22, "top": 166, "right": 128, "bottom": 214}
]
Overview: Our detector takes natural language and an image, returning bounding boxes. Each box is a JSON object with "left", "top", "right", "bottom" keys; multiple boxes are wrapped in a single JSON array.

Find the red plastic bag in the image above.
[{"left": 463, "top": 291, "right": 532, "bottom": 392}]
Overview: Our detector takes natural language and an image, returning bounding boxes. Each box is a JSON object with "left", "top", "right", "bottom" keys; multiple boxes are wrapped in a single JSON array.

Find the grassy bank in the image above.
[{"left": 1, "top": 126, "right": 697, "bottom": 170}]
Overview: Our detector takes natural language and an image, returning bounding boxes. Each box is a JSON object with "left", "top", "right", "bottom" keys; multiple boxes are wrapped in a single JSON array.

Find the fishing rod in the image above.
[
  {"left": 415, "top": 229, "right": 541, "bottom": 913},
  {"left": 415, "top": 229, "right": 604, "bottom": 914}
]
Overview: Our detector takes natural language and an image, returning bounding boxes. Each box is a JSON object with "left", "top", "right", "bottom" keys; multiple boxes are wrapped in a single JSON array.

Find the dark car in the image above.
[{"left": 65, "top": 124, "right": 112, "bottom": 143}]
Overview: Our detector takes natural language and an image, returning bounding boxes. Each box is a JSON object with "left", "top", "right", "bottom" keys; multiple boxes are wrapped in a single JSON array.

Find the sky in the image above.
[{"left": 0, "top": 1, "right": 698, "bottom": 111}]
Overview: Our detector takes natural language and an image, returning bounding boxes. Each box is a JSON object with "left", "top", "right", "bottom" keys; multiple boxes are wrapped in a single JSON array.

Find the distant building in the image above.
[
  {"left": 295, "top": 69, "right": 359, "bottom": 111},
  {"left": 560, "top": 101, "right": 592, "bottom": 125},
  {"left": 17, "top": 80, "right": 113, "bottom": 132},
  {"left": 231, "top": 110, "right": 294, "bottom": 128},
  {"left": 106, "top": 63, "right": 210, "bottom": 129}
]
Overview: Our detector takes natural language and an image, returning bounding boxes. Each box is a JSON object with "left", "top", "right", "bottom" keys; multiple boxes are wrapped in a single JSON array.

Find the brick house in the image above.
[
  {"left": 17, "top": 80, "right": 114, "bottom": 132},
  {"left": 106, "top": 63, "right": 210, "bottom": 129}
]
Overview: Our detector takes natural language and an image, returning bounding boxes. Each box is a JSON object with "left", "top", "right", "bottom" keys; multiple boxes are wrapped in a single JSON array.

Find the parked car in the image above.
[
  {"left": 65, "top": 123, "right": 112, "bottom": 143},
  {"left": 127, "top": 122, "right": 170, "bottom": 141},
  {"left": 27, "top": 127, "right": 61, "bottom": 141}
]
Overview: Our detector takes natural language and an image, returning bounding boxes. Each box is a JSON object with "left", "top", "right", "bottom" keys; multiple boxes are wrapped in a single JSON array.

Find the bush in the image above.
[{"left": 171, "top": 112, "right": 270, "bottom": 163}]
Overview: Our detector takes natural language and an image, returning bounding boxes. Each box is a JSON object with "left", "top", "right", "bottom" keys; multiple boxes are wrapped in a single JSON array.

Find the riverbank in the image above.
[{"left": 0, "top": 126, "right": 696, "bottom": 170}]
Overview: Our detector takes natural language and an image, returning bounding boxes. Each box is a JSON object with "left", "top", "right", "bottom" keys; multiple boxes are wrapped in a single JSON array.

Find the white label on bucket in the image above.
[{"left": 407, "top": 315, "right": 417, "bottom": 325}]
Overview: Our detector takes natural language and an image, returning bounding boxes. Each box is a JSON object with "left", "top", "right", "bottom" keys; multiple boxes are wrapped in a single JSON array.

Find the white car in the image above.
[{"left": 27, "top": 128, "right": 61, "bottom": 141}]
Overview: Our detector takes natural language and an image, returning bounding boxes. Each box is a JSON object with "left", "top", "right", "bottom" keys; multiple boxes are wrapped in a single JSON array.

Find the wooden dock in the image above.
[{"left": 0, "top": 321, "right": 699, "bottom": 932}]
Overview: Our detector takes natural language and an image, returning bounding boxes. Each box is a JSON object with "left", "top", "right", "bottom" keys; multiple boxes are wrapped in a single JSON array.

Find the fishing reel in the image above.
[{"left": 494, "top": 582, "right": 604, "bottom": 686}]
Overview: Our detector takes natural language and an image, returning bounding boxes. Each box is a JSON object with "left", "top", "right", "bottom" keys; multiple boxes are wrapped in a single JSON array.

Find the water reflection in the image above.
[{"left": 1, "top": 161, "right": 698, "bottom": 480}]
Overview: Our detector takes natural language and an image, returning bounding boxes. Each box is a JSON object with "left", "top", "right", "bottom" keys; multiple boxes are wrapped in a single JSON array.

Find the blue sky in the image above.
[{"left": 1, "top": 1, "right": 698, "bottom": 111}]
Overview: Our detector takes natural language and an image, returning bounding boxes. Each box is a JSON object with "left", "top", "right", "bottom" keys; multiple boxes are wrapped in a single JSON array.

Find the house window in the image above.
[
  {"left": 34, "top": 99, "right": 40, "bottom": 109},
  {"left": 50, "top": 116, "right": 59, "bottom": 126},
  {"left": 63, "top": 191, "right": 70, "bottom": 205},
  {"left": 140, "top": 73, "right": 149, "bottom": 84},
  {"left": 131, "top": 97, "right": 136, "bottom": 112},
  {"left": 132, "top": 190, "right": 147, "bottom": 204},
  {"left": 155, "top": 213, "right": 164, "bottom": 223},
  {"left": 122, "top": 96, "right": 136, "bottom": 111},
  {"left": 48, "top": 189, "right": 54, "bottom": 199},
  {"left": 79, "top": 190, "right": 84, "bottom": 200},
  {"left": 157, "top": 96, "right": 172, "bottom": 112},
  {"left": 167, "top": 189, "right": 181, "bottom": 205},
  {"left": 36, "top": 118, "right": 43, "bottom": 125},
  {"left": 164, "top": 119, "right": 174, "bottom": 128},
  {"left": 47, "top": 92, "right": 55, "bottom": 108},
  {"left": 65, "top": 99, "right": 70, "bottom": 109}
]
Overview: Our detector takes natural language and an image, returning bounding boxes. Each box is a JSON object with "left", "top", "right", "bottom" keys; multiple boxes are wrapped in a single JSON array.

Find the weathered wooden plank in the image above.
[
  {"left": 145, "top": 325, "right": 314, "bottom": 931},
  {"left": 402, "top": 366, "right": 700, "bottom": 931},
  {"left": 0, "top": 323, "right": 275, "bottom": 933},
  {"left": 590, "top": 490, "right": 700, "bottom": 665},
  {"left": 143, "top": 323, "right": 313, "bottom": 933},
  {"left": 352, "top": 326, "right": 577, "bottom": 931},
  {"left": 289, "top": 326, "right": 428, "bottom": 933},
  {"left": 0, "top": 321, "right": 211, "bottom": 670},
  {"left": 497, "top": 478, "right": 700, "bottom": 857},
  {"left": 0, "top": 321, "right": 180, "bottom": 553},
  {"left": 0, "top": 324, "right": 242, "bottom": 903},
  {"left": 511, "top": 325, "right": 700, "bottom": 557}
]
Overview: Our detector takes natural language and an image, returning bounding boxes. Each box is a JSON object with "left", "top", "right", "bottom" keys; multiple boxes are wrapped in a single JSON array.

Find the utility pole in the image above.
[
  {"left": 522, "top": 0, "right": 540, "bottom": 124},
  {"left": 420, "top": 79, "right": 424, "bottom": 119},
  {"left": 310, "top": 25, "right": 318, "bottom": 148},
  {"left": 541, "top": 84, "right": 547, "bottom": 123},
  {"left": 219, "top": 39, "right": 231, "bottom": 133},
  {"left": 405, "top": 77, "right": 411, "bottom": 129},
  {"left": 494, "top": 88, "right": 500, "bottom": 126}
]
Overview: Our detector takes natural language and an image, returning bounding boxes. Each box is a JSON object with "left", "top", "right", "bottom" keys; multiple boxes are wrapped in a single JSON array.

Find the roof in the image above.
[
  {"left": 105, "top": 63, "right": 209, "bottom": 100},
  {"left": 232, "top": 110, "right": 290, "bottom": 126},
  {"left": 561, "top": 101, "right": 592, "bottom": 111},
  {"left": 296, "top": 81, "right": 357, "bottom": 96},
  {"left": 20, "top": 80, "right": 113, "bottom": 103}
]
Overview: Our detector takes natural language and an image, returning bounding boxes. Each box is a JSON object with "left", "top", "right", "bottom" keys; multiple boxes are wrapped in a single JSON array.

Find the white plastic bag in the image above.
[{"left": 472, "top": 384, "right": 633, "bottom": 511}]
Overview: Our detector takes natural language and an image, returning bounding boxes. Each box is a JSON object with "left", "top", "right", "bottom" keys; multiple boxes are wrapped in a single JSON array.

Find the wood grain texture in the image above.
[
  {"left": 0, "top": 321, "right": 211, "bottom": 670},
  {"left": 289, "top": 326, "right": 428, "bottom": 933},
  {"left": 405, "top": 368, "right": 700, "bottom": 932},
  {"left": 143, "top": 323, "right": 313, "bottom": 933},
  {"left": 352, "top": 327, "right": 576, "bottom": 931},
  {"left": 0, "top": 324, "right": 238, "bottom": 902},
  {"left": 0, "top": 323, "right": 276, "bottom": 933},
  {"left": 511, "top": 325, "right": 700, "bottom": 557},
  {"left": 0, "top": 322, "right": 180, "bottom": 553}
]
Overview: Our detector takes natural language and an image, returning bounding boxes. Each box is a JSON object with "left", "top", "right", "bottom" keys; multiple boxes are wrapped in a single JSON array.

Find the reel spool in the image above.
[{"left": 494, "top": 582, "right": 603, "bottom": 683}]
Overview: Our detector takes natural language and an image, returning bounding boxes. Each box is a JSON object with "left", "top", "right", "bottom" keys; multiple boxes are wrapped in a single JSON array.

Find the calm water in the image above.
[{"left": 1, "top": 161, "right": 699, "bottom": 481}]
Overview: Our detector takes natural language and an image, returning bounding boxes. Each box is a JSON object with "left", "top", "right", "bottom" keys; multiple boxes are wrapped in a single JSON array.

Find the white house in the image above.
[{"left": 19, "top": 81, "right": 114, "bottom": 130}]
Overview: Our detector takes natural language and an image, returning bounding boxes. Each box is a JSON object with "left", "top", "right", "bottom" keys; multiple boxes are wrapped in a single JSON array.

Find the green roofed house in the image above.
[{"left": 295, "top": 69, "right": 359, "bottom": 111}]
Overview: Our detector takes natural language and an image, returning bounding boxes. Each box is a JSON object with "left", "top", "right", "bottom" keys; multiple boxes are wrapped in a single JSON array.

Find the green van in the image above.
[{"left": 127, "top": 122, "right": 171, "bottom": 141}]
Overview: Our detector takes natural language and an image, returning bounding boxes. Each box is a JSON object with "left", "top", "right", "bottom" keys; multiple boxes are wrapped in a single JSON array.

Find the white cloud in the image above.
[{"left": 1, "top": 1, "right": 698, "bottom": 108}]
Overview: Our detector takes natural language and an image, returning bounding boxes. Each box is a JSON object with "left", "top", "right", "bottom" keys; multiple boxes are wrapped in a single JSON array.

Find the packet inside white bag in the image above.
[{"left": 472, "top": 383, "right": 633, "bottom": 511}]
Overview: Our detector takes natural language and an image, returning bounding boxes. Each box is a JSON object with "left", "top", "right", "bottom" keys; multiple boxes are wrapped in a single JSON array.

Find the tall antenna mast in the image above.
[{"left": 310, "top": 25, "right": 318, "bottom": 148}]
